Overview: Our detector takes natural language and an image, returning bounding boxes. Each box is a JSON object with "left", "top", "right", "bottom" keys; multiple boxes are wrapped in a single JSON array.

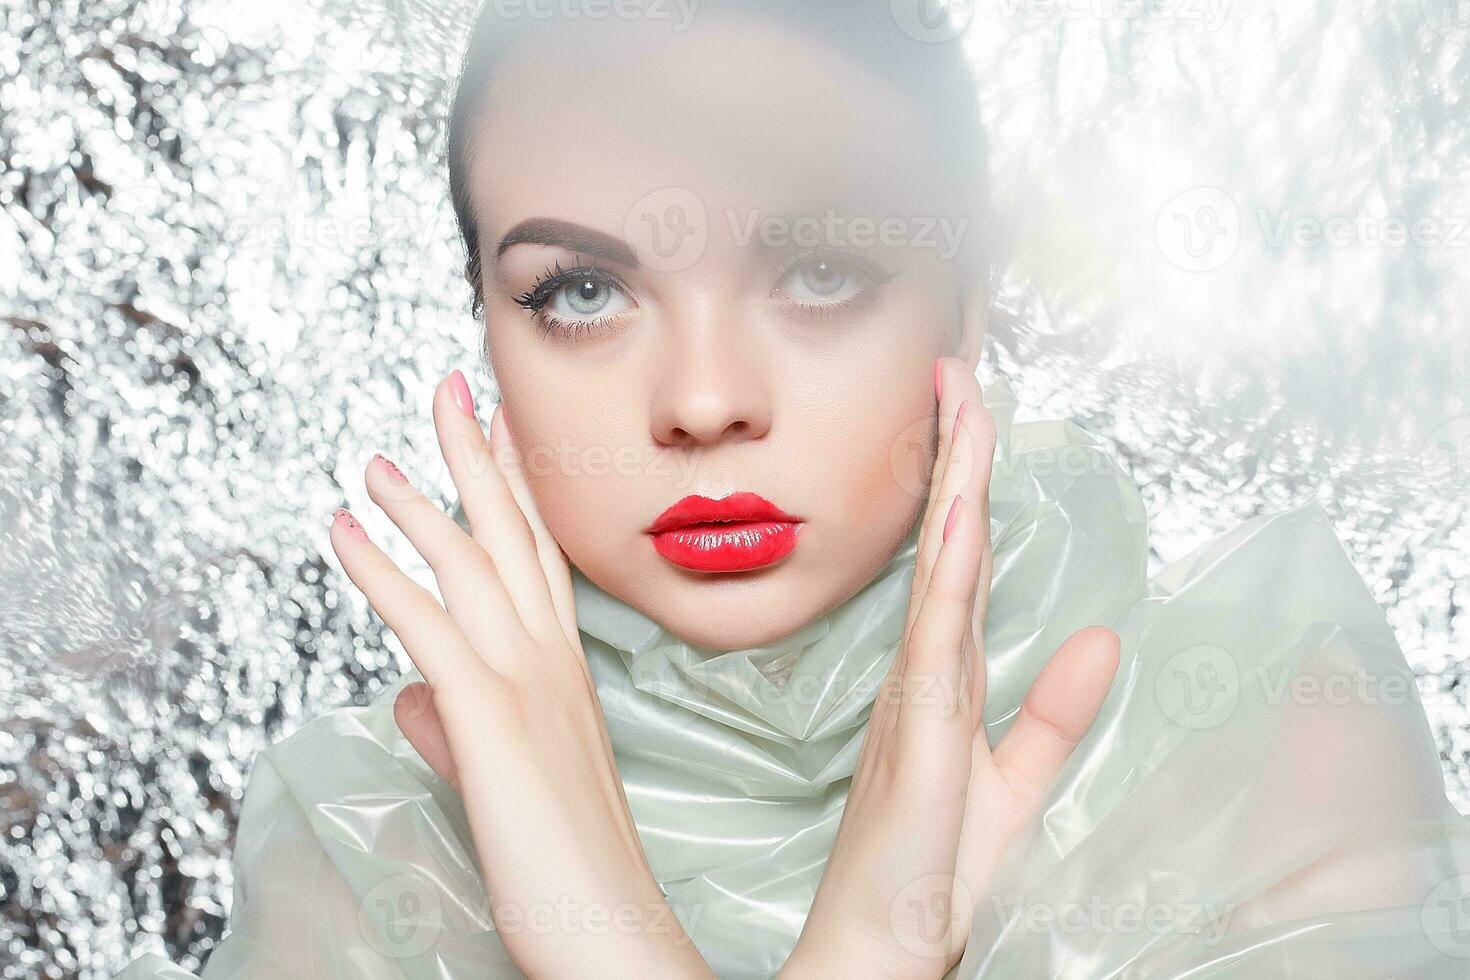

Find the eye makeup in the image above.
[
  {"left": 504, "top": 243, "right": 901, "bottom": 340},
  {"left": 769, "top": 246, "right": 898, "bottom": 323},
  {"left": 512, "top": 257, "right": 637, "bottom": 340}
]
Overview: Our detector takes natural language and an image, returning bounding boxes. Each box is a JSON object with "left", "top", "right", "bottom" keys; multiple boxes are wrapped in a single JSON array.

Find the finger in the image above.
[
  {"left": 970, "top": 452, "right": 996, "bottom": 663},
  {"left": 916, "top": 385, "right": 998, "bottom": 728},
  {"left": 947, "top": 627, "right": 1120, "bottom": 954},
  {"left": 901, "top": 494, "right": 986, "bottom": 730},
  {"left": 907, "top": 358, "right": 992, "bottom": 638},
  {"left": 921, "top": 357, "right": 970, "bottom": 522},
  {"left": 487, "top": 403, "right": 579, "bottom": 646},
  {"left": 910, "top": 358, "right": 968, "bottom": 602},
  {"left": 394, "top": 682, "right": 458, "bottom": 789},
  {"left": 991, "top": 626, "right": 1121, "bottom": 801},
  {"left": 963, "top": 627, "right": 987, "bottom": 738},
  {"left": 329, "top": 508, "right": 492, "bottom": 691},
  {"left": 935, "top": 398, "right": 997, "bottom": 595},
  {"left": 364, "top": 454, "right": 528, "bottom": 671},
  {"left": 968, "top": 447, "right": 996, "bottom": 732},
  {"left": 900, "top": 397, "right": 995, "bottom": 698},
  {"left": 896, "top": 367, "right": 964, "bottom": 671},
  {"left": 434, "top": 370, "right": 562, "bottom": 642}
]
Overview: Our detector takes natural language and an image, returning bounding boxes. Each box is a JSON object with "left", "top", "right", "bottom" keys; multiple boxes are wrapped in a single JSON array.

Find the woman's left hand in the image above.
[
  {"left": 329, "top": 371, "right": 711, "bottom": 979},
  {"left": 783, "top": 358, "right": 1120, "bottom": 979}
]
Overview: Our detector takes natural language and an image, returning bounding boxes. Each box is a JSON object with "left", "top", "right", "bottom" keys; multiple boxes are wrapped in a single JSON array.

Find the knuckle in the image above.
[
  {"left": 926, "top": 578, "right": 975, "bottom": 604},
  {"left": 1019, "top": 701, "right": 1080, "bottom": 752},
  {"left": 392, "top": 584, "right": 446, "bottom": 627},
  {"left": 471, "top": 509, "right": 536, "bottom": 554},
  {"left": 456, "top": 545, "right": 500, "bottom": 581}
]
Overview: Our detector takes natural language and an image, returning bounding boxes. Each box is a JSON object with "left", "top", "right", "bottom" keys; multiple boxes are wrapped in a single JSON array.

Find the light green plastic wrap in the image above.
[{"left": 118, "top": 382, "right": 1470, "bottom": 979}]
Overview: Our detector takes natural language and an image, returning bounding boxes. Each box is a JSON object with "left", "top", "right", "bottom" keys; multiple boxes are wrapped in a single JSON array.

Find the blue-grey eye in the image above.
[
  {"left": 776, "top": 254, "right": 869, "bottom": 306},
  {"left": 796, "top": 259, "right": 850, "bottom": 297},
  {"left": 550, "top": 275, "right": 630, "bottom": 321}
]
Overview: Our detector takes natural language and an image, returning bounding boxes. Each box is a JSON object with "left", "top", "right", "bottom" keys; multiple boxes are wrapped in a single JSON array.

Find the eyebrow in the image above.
[{"left": 496, "top": 218, "right": 640, "bottom": 265}]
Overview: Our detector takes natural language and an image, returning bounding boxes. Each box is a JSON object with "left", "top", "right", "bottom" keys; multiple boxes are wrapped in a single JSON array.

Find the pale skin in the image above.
[{"left": 329, "top": 14, "right": 1120, "bottom": 979}]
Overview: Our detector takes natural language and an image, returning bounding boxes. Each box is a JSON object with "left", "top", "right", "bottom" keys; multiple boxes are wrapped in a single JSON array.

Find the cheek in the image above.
[
  {"left": 516, "top": 436, "right": 642, "bottom": 580},
  {"left": 812, "top": 311, "right": 947, "bottom": 528},
  {"left": 492, "top": 359, "right": 651, "bottom": 561},
  {"left": 816, "top": 373, "right": 938, "bottom": 531}
]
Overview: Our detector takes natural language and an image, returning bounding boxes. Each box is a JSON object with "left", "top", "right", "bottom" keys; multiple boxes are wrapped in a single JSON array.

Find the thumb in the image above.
[{"left": 991, "top": 626, "right": 1120, "bottom": 801}]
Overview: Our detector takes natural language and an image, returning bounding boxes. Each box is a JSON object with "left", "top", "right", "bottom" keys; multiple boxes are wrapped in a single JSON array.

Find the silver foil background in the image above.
[{"left": 0, "top": 0, "right": 1466, "bottom": 976}]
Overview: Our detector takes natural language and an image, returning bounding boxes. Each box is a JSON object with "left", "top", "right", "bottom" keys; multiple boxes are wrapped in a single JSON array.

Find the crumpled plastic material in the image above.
[
  {"left": 113, "top": 380, "right": 1470, "bottom": 979},
  {"left": 7, "top": 1, "right": 1467, "bottom": 975}
]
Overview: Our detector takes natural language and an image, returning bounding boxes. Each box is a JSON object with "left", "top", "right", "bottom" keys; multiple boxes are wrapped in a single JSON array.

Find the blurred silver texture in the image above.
[{"left": 0, "top": 0, "right": 1466, "bottom": 976}]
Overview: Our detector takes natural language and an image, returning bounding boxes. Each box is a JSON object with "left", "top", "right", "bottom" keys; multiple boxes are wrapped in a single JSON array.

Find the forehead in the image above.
[{"left": 467, "top": 15, "right": 953, "bottom": 245}]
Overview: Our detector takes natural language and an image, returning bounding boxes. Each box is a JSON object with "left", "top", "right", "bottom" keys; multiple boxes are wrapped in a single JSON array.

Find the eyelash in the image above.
[
  {"left": 513, "top": 258, "right": 632, "bottom": 339},
  {"left": 511, "top": 249, "right": 898, "bottom": 339},
  {"left": 771, "top": 247, "right": 898, "bottom": 322}
]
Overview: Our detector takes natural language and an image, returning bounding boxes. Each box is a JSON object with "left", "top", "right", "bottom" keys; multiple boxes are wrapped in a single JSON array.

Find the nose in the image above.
[{"left": 648, "top": 305, "right": 773, "bottom": 449}]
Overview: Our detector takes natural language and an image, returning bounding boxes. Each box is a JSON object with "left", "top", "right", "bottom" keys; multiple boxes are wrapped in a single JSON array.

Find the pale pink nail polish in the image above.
[
  {"left": 943, "top": 496, "right": 963, "bottom": 542},
  {"left": 934, "top": 359, "right": 943, "bottom": 401},
  {"left": 373, "top": 453, "right": 408, "bottom": 482},
  {"left": 951, "top": 400, "right": 969, "bottom": 443},
  {"left": 334, "top": 507, "right": 369, "bottom": 540},
  {"left": 447, "top": 369, "right": 475, "bottom": 418}
]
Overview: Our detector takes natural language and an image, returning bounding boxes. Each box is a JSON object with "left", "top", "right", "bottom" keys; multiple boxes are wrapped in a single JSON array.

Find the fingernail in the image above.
[
  {"left": 943, "top": 496, "right": 963, "bottom": 542},
  {"left": 333, "top": 507, "right": 369, "bottom": 540},
  {"left": 447, "top": 369, "right": 475, "bottom": 418},
  {"left": 934, "top": 358, "right": 943, "bottom": 401},
  {"left": 951, "top": 400, "right": 969, "bottom": 443},
  {"left": 373, "top": 453, "right": 408, "bottom": 482}
]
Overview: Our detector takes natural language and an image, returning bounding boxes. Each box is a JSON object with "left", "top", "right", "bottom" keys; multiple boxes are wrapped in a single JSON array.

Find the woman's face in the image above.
[{"left": 466, "top": 14, "right": 983, "bottom": 649}]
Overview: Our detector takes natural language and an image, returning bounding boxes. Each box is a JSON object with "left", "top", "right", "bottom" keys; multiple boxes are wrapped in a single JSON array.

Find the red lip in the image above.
[{"left": 645, "top": 492, "right": 804, "bottom": 572}]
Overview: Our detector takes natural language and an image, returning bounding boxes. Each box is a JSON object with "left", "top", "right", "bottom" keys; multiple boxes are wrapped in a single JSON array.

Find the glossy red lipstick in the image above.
[{"left": 645, "top": 492, "right": 804, "bottom": 572}]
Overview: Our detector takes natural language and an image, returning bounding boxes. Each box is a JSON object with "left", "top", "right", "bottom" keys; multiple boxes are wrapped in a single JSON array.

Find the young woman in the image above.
[{"left": 120, "top": 2, "right": 1470, "bottom": 978}]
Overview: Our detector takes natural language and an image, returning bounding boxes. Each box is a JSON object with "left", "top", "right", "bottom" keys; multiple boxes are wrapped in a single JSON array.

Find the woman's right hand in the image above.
[
  {"left": 784, "top": 358, "right": 1120, "bottom": 978},
  {"left": 330, "top": 371, "right": 711, "bottom": 980}
]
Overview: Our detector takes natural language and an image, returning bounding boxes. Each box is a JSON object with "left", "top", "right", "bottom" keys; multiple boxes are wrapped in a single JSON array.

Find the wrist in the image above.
[
  {"left": 781, "top": 929, "right": 949, "bottom": 980},
  {"left": 489, "top": 874, "right": 711, "bottom": 978}
]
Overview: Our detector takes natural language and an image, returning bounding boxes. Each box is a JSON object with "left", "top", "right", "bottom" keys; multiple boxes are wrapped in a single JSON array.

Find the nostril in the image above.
[{"left": 654, "top": 408, "right": 768, "bottom": 447}]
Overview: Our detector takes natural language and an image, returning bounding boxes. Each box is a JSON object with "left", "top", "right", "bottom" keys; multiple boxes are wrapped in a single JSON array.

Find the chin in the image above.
[
  {"left": 661, "top": 611, "right": 813, "bottom": 652},
  {"left": 635, "top": 568, "right": 830, "bottom": 652}
]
